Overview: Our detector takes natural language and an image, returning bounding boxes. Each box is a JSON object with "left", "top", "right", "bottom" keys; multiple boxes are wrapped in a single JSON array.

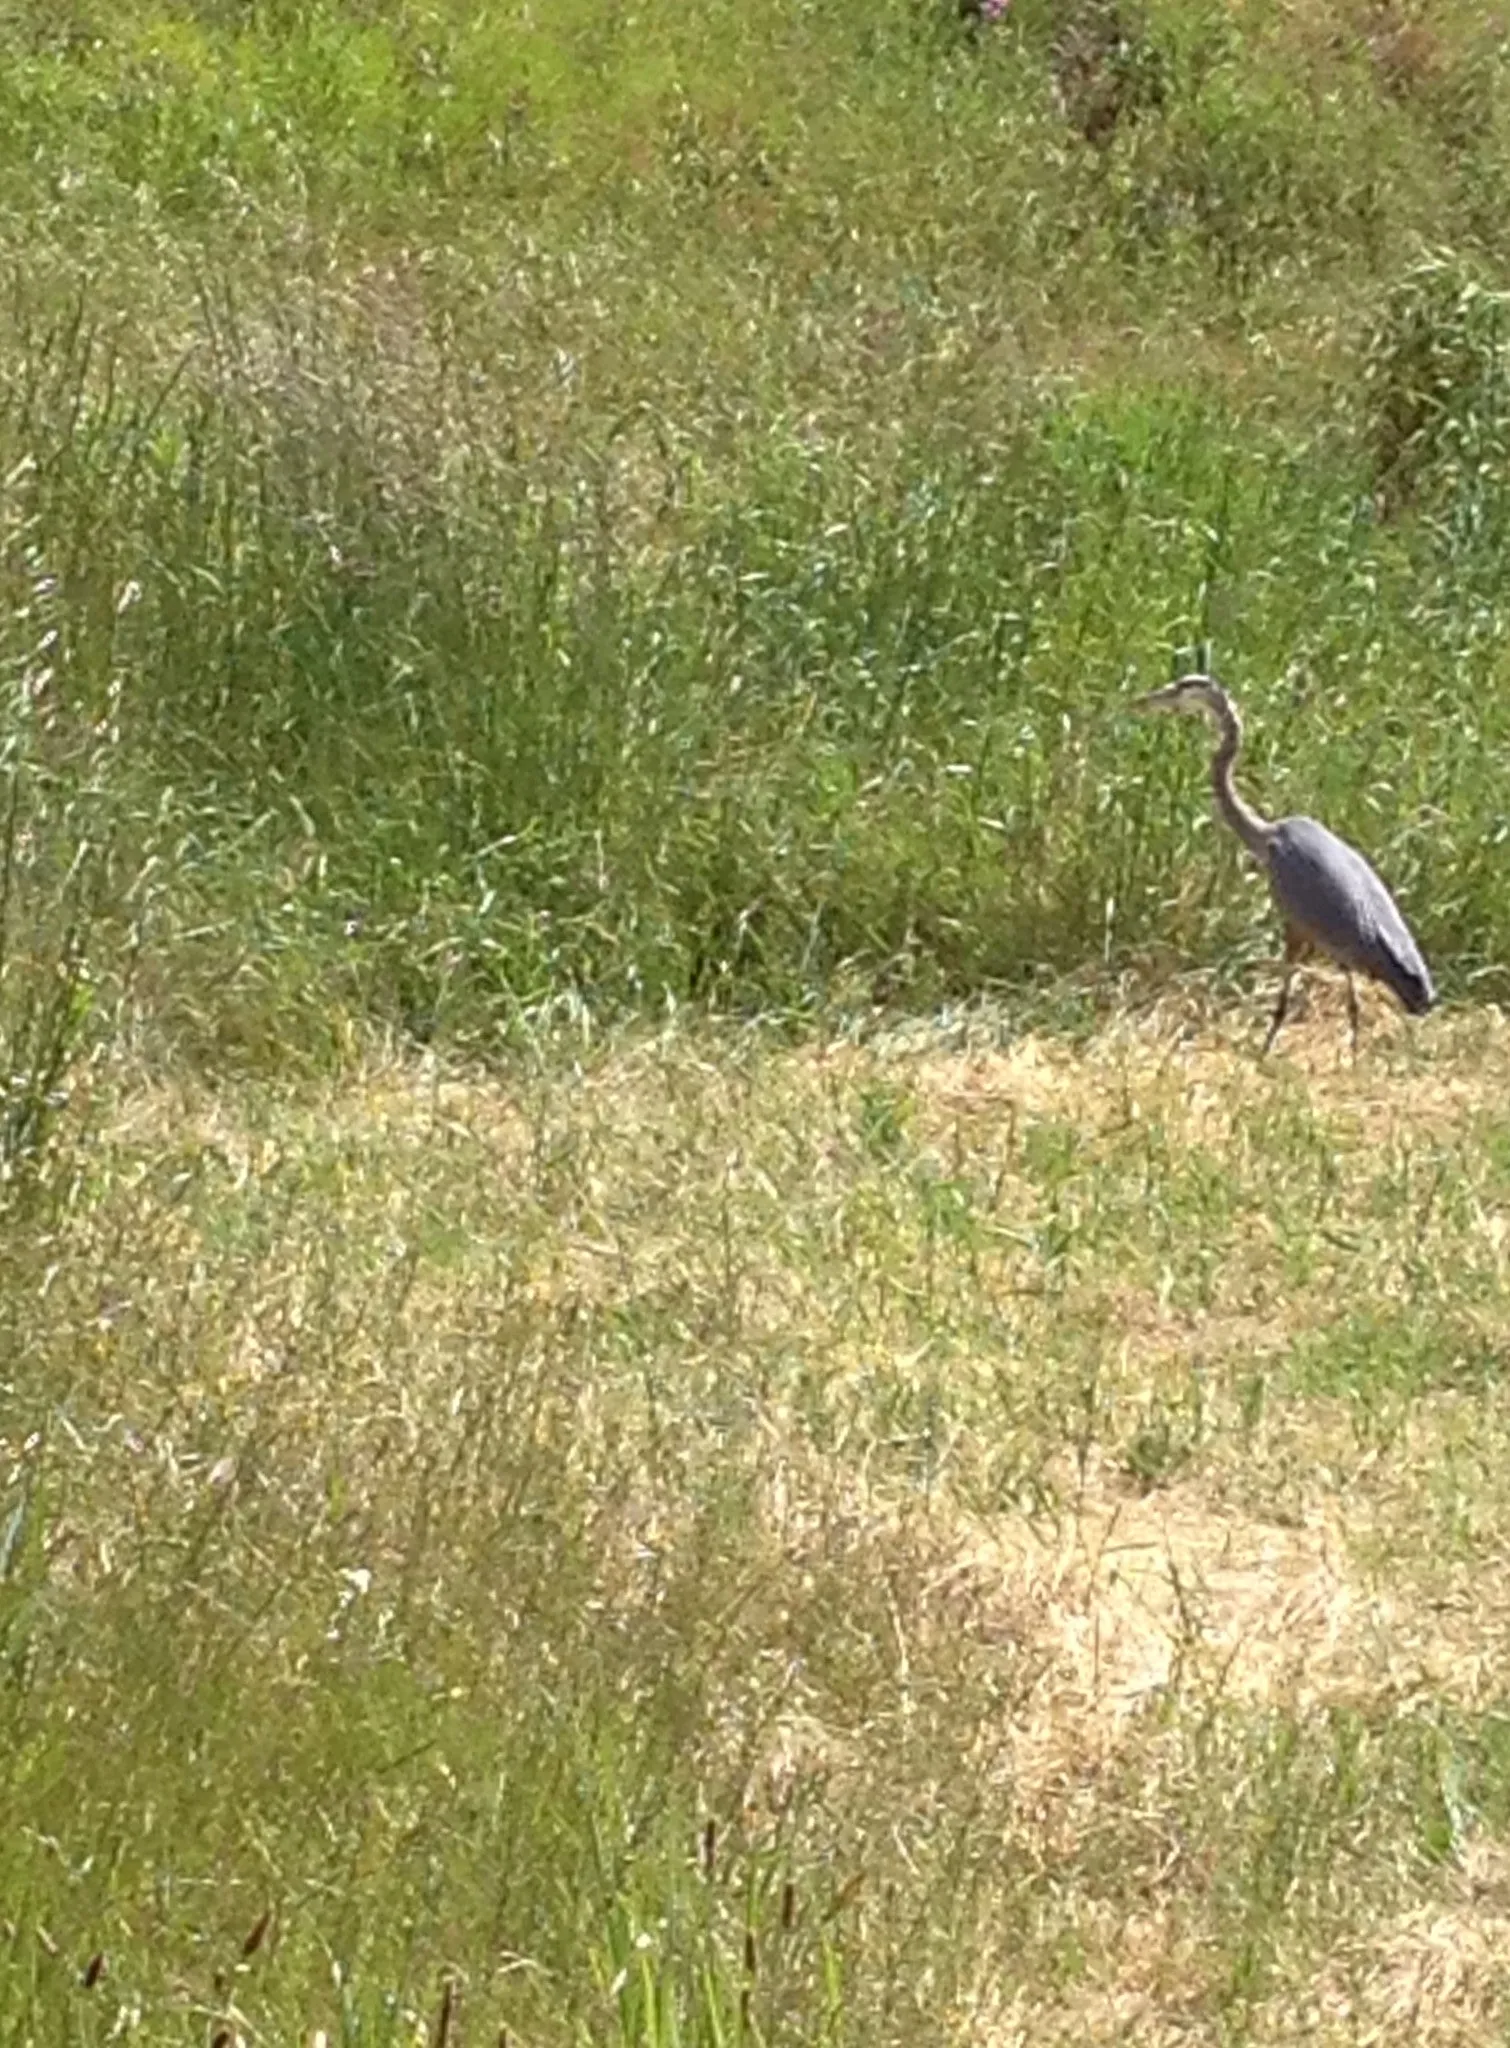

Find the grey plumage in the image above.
[
  {"left": 1134, "top": 673, "right": 1434, "bottom": 1051},
  {"left": 1266, "top": 817, "right": 1433, "bottom": 1015}
]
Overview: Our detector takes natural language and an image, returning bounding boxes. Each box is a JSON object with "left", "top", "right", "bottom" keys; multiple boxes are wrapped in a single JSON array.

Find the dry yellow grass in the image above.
[{"left": 9, "top": 1000, "right": 1510, "bottom": 2041}]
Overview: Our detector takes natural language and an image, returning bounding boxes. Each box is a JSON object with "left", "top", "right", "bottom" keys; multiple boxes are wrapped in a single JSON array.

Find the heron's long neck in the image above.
[{"left": 1209, "top": 701, "right": 1274, "bottom": 858}]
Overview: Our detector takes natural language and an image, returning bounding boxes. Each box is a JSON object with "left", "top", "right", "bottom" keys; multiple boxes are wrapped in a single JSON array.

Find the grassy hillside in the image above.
[{"left": 7, "top": 3, "right": 1510, "bottom": 2042}]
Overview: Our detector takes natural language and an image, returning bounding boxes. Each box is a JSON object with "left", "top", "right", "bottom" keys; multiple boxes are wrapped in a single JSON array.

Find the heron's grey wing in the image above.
[{"left": 1267, "top": 817, "right": 1434, "bottom": 1014}]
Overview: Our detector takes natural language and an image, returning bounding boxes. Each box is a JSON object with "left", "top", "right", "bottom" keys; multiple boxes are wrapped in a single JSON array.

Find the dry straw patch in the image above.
[
  {"left": 49, "top": 1003, "right": 1510, "bottom": 2040},
  {"left": 971, "top": 1881, "right": 1510, "bottom": 2048},
  {"left": 1253, "top": 1843, "right": 1510, "bottom": 2047},
  {"left": 898, "top": 994, "right": 1510, "bottom": 1140},
  {"left": 982, "top": 1466, "right": 1360, "bottom": 1765},
  {"left": 974, "top": 1457, "right": 1510, "bottom": 1781}
]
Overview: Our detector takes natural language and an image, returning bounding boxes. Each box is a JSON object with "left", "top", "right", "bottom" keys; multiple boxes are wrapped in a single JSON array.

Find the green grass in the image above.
[
  {"left": 3, "top": 1, "right": 1510, "bottom": 1051},
  {"left": 6, "top": 2, "right": 1510, "bottom": 2039},
  {"left": 9, "top": 315, "right": 1510, "bottom": 1054}
]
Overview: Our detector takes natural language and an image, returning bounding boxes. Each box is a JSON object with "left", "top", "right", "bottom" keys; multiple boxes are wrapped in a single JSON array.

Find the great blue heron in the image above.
[{"left": 1134, "top": 673, "right": 1434, "bottom": 1052}]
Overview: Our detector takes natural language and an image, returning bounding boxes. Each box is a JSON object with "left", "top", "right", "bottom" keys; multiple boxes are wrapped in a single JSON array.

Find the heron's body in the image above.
[
  {"left": 1265, "top": 816, "right": 1433, "bottom": 1014},
  {"left": 1135, "top": 674, "right": 1434, "bottom": 1050}
]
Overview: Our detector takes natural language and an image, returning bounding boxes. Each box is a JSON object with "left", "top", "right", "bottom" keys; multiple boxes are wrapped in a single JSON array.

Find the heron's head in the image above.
[{"left": 1131, "top": 673, "right": 1230, "bottom": 721}]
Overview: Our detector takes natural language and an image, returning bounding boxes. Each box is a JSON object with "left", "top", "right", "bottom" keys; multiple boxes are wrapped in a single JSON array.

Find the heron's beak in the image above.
[{"left": 1130, "top": 687, "right": 1178, "bottom": 714}]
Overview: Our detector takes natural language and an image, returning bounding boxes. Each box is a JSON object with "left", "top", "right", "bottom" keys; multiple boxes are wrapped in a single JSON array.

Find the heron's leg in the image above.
[
  {"left": 1346, "top": 971, "right": 1360, "bottom": 1059},
  {"left": 1262, "top": 971, "right": 1296, "bottom": 1055},
  {"left": 1263, "top": 927, "right": 1307, "bottom": 1056}
]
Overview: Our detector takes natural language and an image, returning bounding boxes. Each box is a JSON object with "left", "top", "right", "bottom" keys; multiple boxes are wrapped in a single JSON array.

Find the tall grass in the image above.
[
  {"left": 1, "top": 3, "right": 1509, "bottom": 1051},
  {"left": 0, "top": 426, "right": 156, "bottom": 1190},
  {"left": 6, "top": 285, "right": 1510, "bottom": 1054}
]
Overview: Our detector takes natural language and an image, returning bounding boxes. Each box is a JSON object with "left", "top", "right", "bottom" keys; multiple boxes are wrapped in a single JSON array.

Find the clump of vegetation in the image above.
[
  {"left": 1363, "top": 252, "right": 1510, "bottom": 527},
  {"left": 1050, "top": 0, "right": 1167, "bottom": 147},
  {"left": 0, "top": 469, "right": 152, "bottom": 1188}
]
